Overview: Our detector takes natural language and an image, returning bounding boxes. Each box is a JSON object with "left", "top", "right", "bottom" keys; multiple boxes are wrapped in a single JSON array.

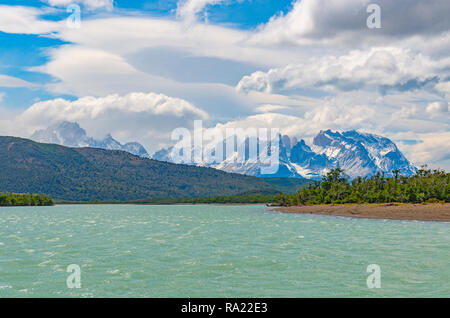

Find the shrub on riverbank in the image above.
[
  {"left": 0, "top": 194, "right": 54, "bottom": 206},
  {"left": 273, "top": 167, "right": 449, "bottom": 206}
]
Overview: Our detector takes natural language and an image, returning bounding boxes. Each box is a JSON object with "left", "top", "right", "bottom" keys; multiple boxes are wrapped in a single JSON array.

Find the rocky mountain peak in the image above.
[
  {"left": 152, "top": 129, "right": 417, "bottom": 180},
  {"left": 31, "top": 121, "right": 150, "bottom": 158}
]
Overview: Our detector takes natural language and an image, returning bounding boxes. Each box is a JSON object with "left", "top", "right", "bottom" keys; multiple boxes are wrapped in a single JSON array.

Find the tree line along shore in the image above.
[
  {"left": 1, "top": 167, "right": 448, "bottom": 207},
  {"left": 0, "top": 194, "right": 54, "bottom": 207},
  {"left": 272, "top": 167, "right": 449, "bottom": 206}
]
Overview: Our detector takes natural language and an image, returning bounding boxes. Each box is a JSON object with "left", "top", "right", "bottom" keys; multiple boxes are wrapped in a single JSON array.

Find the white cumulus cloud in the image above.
[
  {"left": 435, "top": 81, "right": 450, "bottom": 95},
  {"left": 400, "top": 131, "right": 450, "bottom": 168},
  {"left": 251, "top": 0, "right": 450, "bottom": 46},
  {"left": 13, "top": 92, "right": 208, "bottom": 152},
  {"left": 237, "top": 47, "right": 450, "bottom": 93},
  {"left": 20, "top": 92, "right": 208, "bottom": 126},
  {"left": 177, "top": 0, "right": 223, "bottom": 24},
  {"left": 426, "top": 101, "right": 449, "bottom": 118}
]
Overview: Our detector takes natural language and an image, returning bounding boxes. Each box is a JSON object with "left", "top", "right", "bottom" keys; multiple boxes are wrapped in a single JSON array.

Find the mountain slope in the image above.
[
  {"left": 311, "top": 130, "right": 416, "bottom": 178},
  {"left": 152, "top": 130, "right": 417, "bottom": 179},
  {"left": 31, "top": 121, "right": 150, "bottom": 158},
  {"left": 0, "top": 136, "right": 308, "bottom": 201}
]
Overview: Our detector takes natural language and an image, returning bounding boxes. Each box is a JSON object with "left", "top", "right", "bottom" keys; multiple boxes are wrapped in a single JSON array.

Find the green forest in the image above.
[
  {"left": 0, "top": 136, "right": 307, "bottom": 202},
  {"left": 273, "top": 167, "right": 450, "bottom": 206},
  {"left": 0, "top": 194, "right": 54, "bottom": 206}
]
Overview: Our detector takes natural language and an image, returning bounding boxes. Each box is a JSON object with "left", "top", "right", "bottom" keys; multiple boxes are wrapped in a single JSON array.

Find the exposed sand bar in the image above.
[{"left": 274, "top": 204, "right": 450, "bottom": 222}]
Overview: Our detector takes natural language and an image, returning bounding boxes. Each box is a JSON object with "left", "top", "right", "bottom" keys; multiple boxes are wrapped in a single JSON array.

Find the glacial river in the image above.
[{"left": 0, "top": 205, "right": 448, "bottom": 297}]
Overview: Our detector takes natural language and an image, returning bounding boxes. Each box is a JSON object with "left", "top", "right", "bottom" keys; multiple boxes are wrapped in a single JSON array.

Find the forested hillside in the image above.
[{"left": 0, "top": 136, "right": 308, "bottom": 202}]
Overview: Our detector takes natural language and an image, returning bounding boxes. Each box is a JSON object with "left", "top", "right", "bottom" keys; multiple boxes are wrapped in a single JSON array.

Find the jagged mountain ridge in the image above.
[
  {"left": 31, "top": 121, "right": 150, "bottom": 158},
  {"left": 310, "top": 130, "right": 416, "bottom": 178},
  {"left": 152, "top": 130, "right": 417, "bottom": 179}
]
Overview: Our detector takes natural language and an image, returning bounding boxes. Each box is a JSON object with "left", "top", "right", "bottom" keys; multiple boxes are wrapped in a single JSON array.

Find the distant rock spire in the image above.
[{"left": 30, "top": 121, "right": 150, "bottom": 158}]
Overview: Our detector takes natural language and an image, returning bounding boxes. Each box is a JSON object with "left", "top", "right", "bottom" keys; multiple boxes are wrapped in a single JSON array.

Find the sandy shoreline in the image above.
[{"left": 274, "top": 203, "right": 450, "bottom": 222}]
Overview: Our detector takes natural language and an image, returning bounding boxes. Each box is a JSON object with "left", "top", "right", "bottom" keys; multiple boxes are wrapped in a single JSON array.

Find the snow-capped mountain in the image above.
[
  {"left": 31, "top": 121, "right": 150, "bottom": 158},
  {"left": 152, "top": 130, "right": 417, "bottom": 179},
  {"left": 310, "top": 130, "right": 416, "bottom": 178}
]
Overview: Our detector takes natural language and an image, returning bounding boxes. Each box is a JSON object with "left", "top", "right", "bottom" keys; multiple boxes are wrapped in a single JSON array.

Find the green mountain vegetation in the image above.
[
  {"left": 0, "top": 194, "right": 53, "bottom": 206},
  {"left": 273, "top": 167, "right": 450, "bottom": 206},
  {"left": 261, "top": 178, "right": 312, "bottom": 194},
  {"left": 0, "top": 136, "right": 310, "bottom": 202}
]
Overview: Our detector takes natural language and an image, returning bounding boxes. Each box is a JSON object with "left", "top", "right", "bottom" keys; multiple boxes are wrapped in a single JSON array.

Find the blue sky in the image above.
[
  {"left": 0, "top": 0, "right": 294, "bottom": 109},
  {"left": 0, "top": 0, "right": 449, "bottom": 169},
  {"left": 118, "top": 0, "right": 295, "bottom": 27}
]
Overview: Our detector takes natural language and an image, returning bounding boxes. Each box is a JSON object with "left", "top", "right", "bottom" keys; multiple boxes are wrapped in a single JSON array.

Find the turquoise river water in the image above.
[{"left": 0, "top": 205, "right": 449, "bottom": 297}]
